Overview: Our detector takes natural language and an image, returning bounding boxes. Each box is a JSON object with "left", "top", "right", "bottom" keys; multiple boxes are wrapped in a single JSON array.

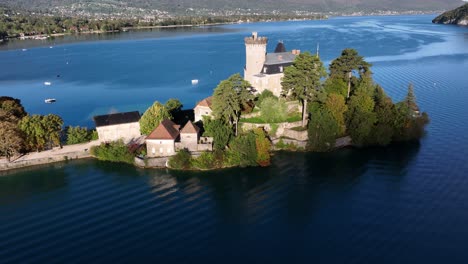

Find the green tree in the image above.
[
  {"left": 202, "top": 116, "right": 232, "bottom": 150},
  {"left": 345, "top": 90, "right": 377, "bottom": 146},
  {"left": 323, "top": 76, "right": 348, "bottom": 98},
  {"left": 324, "top": 93, "right": 348, "bottom": 136},
  {"left": 281, "top": 52, "right": 326, "bottom": 127},
  {"left": 226, "top": 132, "right": 257, "bottom": 167},
  {"left": 0, "top": 121, "right": 24, "bottom": 162},
  {"left": 329, "top": 48, "right": 371, "bottom": 98},
  {"left": 19, "top": 115, "right": 47, "bottom": 151},
  {"left": 42, "top": 114, "right": 63, "bottom": 148},
  {"left": 139, "top": 101, "right": 172, "bottom": 135},
  {"left": 307, "top": 107, "right": 340, "bottom": 152},
  {"left": 405, "top": 83, "right": 420, "bottom": 115},
  {"left": 165, "top": 98, "right": 183, "bottom": 115},
  {"left": 211, "top": 73, "right": 253, "bottom": 136},
  {"left": 255, "top": 89, "right": 277, "bottom": 106},
  {"left": 66, "top": 126, "right": 92, "bottom": 145},
  {"left": 90, "top": 140, "right": 134, "bottom": 164},
  {"left": 260, "top": 97, "right": 287, "bottom": 123}
]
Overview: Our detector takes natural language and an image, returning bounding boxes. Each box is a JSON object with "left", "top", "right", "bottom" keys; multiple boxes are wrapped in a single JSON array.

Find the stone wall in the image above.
[
  {"left": 0, "top": 151, "right": 91, "bottom": 171},
  {"left": 96, "top": 122, "right": 141, "bottom": 143},
  {"left": 146, "top": 139, "right": 176, "bottom": 157}
]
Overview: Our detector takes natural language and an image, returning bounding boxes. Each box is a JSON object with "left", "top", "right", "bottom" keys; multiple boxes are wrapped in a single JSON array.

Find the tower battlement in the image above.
[{"left": 244, "top": 32, "right": 268, "bottom": 45}]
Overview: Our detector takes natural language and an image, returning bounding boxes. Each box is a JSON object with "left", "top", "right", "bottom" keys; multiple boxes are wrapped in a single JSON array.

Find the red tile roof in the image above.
[
  {"left": 146, "top": 119, "right": 180, "bottom": 140},
  {"left": 180, "top": 120, "right": 200, "bottom": 134},
  {"left": 196, "top": 96, "right": 212, "bottom": 108}
]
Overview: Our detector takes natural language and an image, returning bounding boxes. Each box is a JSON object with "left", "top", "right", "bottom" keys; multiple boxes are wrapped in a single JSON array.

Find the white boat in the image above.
[
  {"left": 191, "top": 79, "right": 199, "bottom": 85},
  {"left": 22, "top": 49, "right": 27, "bottom": 51},
  {"left": 44, "top": 82, "right": 51, "bottom": 86},
  {"left": 44, "top": 98, "right": 56, "bottom": 103}
]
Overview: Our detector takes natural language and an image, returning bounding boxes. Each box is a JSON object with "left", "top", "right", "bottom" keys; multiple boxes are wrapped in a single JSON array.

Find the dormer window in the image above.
[
  {"left": 279, "top": 66, "right": 283, "bottom": 72},
  {"left": 264, "top": 67, "right": 268, "bottom": 73}
]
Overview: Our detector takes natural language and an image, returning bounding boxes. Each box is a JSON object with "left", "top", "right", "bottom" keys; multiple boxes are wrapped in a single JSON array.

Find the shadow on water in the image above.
[{"left": 0, "top": 162, "right": 69, "bottom": 205}]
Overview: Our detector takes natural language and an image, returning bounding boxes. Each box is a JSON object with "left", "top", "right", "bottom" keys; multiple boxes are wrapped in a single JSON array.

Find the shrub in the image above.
[
  {"left": 66, "top": 126, "right": 93, "bottom": 145},
  {"left": 192, "top": 152, "right": 216, "bottom": 170},
  {"left": 226, "top": 132, "right": 257, "bottom": 167},
  {"left": 90, "top": 140, "right": 134, "bottom": 164},
  {"left": 260, "top": 97, "right": 287, "bottom": 123},
  {"left": 254, "top": 128, "right": 271, "bottom": 166},
  {"left": 256, "top": 89, "right": 277, "bottom": 106},
  {"left": 168, "top": 149, "right": 192, "bottom": 169}
]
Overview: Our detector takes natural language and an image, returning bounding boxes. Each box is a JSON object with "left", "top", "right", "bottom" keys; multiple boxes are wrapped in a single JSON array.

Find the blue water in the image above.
[{"left": 1, "top": 15, "right": 468, "bottom": 263}]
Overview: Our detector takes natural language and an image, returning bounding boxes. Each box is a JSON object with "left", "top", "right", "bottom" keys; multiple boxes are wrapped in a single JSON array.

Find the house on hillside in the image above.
[
  {"left": 244, "top": 32, "right": 300, "bottom": 96},
  {"left": 93, "top": 111, "right": 141, "bottom": 142},
  {"left": 146, "top": 119, "right": 213, "bottom": 157},
  {"left": 194, "top": 96, "right": 213, "bottom": 122}
]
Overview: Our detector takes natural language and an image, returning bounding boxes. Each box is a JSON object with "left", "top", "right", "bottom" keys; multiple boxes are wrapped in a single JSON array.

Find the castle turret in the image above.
[{"left": 244, "top": 32, "right": 267, "bottom": 84}]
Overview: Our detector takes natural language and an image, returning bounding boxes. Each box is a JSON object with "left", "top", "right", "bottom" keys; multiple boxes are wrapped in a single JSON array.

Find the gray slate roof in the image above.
[
  {"left": 264, "top": 52, "right": 296, "bottom": 65},
  {"left": 93, "top": 111, "right": 140, "bottom": 127}
]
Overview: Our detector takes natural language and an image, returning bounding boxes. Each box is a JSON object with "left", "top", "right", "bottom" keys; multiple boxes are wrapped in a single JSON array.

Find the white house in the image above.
[
  {"left": 145, "top": 119, "right": 180, "bottom": 157},
  {"left": 194, "top": 96, "right": 213, "bottom": 122}
]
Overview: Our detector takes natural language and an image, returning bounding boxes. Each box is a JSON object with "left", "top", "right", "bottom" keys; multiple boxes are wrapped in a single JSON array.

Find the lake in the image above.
[{"left": 1, "top": 15, "right": 468, "bottom": 263}]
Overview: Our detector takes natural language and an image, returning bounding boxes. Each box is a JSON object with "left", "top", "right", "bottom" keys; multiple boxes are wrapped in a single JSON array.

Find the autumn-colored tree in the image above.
[
  {"left": 254, "top": 128, "right": 271, "bottom": 166},
  {"left": 0, "top": 121, "right": 24, "bottom": 162}
]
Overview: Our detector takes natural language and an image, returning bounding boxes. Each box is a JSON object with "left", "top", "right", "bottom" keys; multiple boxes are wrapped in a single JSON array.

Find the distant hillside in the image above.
[
  {"left": 433, "top": 3, "right": 468, "bottom": 25},
  {"left": 0, "top": 0, "right": 465, "bottom": 17}
]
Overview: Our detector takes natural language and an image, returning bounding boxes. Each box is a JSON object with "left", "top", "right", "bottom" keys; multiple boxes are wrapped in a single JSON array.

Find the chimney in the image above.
[
  {"left": 292, "top": 49, "right": 301, "bottom": 55},
  {"left": 252, "top": 32, "right": 258, "bottom": 40}
]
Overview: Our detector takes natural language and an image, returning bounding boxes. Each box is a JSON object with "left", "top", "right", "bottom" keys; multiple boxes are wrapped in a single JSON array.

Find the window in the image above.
[
  {"left": 264, "top": 67, "right": 268, "bottom": 73},
  {"left": 205, "top": 112, "right": 209, "bottom": 114},
  {"left": 159, "top": 148, "right": 163, "bottom": 153},
  {"left": 152, "top": 147, "right": 155, "bottom": 154},
  {"left": 279, "top": 66, "right": 283, "bottom": 72}
]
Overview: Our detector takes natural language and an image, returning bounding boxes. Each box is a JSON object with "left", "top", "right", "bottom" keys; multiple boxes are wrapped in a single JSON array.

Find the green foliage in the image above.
[
  {"left": 254, "top": 128, "right": 271, "bottom": 166},
  {"left": 270, "top": 123, "right": 279, "bottom": 136},
  {"left": 329, "top": 48, "right": 372, "bottom": 98},
  {"left": 307, "top": 107, "right": 340, "bottom": 152},
  {"left": 202, "top": 116, "right": 232, "bottom": 150},
  {"left": 255, "top": 89, "right": 277, "bottom": 106},
  {"left": 168, "top": 149, "right": 192, "bottom": 169},
  {"left": 165, "top": 98, "right": 183, "bottom": 115},
  {"left": 240, "top": 113, "right": 301, "bottom": 124},
  {"left": 345, "top": 90, "right": 377, "bottom": 146},
  {"left": 18, "top": 114, "right": 63, "bottom": 151},
  {"left": 281, "top": 52, "right": 327, "bottom": 126},
  {"left": 323, "top": 77, "right": 347, "bottom": 98},
  {"left": 324, "top": 93, "right": 348, "bottom": 136},
  {"left": 260, "top": 97, "right": 287, "bottom": 123},
  {"left": 226, "top": 132, "right": 257, "bottom": 167},
  {"left": 90, "top": 140, "right": 134, "bottom": 164},
  {"left": 91, "top": 130, "right": 99, "bottom": 140},
  {"left": 66, "top": 126, "right": 93, "bottom": 145},
  {"left": 275, "top": 138, "right": 299, "bottom": 151},
  {"left": 191, "top": 152, "right": 216, "bottom": 170},
  {"left": 139, "top": 101, "right": 172, "bottom": 135},
  {"left": 212, "top": 73, "right": 254, "bottom": 135}
]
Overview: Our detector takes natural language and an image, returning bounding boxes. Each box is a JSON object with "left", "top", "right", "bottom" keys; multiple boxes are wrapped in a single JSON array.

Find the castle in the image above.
[{"left": 244, "top": 32, "right": 300, "bottom": 97}]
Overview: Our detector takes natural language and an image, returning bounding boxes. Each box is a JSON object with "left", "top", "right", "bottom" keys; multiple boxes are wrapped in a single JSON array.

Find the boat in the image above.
[
  {"left": 44, "top": 98, "right": 56, "bottom": 103},
  {"left": 44, "top": 82, "right": 51, "bottom": 86},
  {"left": 191, "top": 79, "right": 199, "bottom": 85},
  {"left": 22, "top": 49, "right": 27, "bottom": 51}
]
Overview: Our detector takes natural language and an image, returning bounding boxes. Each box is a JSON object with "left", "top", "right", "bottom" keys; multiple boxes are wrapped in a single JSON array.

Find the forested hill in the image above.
[
  {"left": 0, "top": 0, "right": 464, "bottom": 17},
  {"left": 432, "top": 3, "right": 468, "bottom": 26}
]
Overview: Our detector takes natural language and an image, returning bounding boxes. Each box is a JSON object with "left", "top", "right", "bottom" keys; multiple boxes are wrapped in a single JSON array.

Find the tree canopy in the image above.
[
  {"left": 139, "top": 101, "right": 172, "bottom": 135},
  {"left": 211, "top": 73, "right": 253, "bottom": 136},
  {"left": 281, "top": 52, "right": 326, "bottom": 126}
]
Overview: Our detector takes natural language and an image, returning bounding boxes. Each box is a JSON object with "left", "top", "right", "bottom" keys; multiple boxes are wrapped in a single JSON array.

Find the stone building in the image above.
[
  {"left": 244, "top": 32, "right": 300, "bottom": 97},
  {"left": 146, "top": 119, "right": 213, "bottom": 157},
  {"left": 194, "top": 96, "right": 213, "bottom": 122},
  {"left": 146, "top": 119, "right": 180, "bottom": 157},
  {"left": 93, "top": 111, "right": 141, "bottom": 142}
]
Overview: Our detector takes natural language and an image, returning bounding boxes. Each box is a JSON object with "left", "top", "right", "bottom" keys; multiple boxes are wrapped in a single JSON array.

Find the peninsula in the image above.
[{"left": 432, "top": 3, "right": 468, "bottom": 26}]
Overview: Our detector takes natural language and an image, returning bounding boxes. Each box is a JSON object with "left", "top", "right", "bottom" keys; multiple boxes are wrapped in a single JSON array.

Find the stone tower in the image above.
[{"left": 244, "top": 32, "right": 267, "bottom": 85}]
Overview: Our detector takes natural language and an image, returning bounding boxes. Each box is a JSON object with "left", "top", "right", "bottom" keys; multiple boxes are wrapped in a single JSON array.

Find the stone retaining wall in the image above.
[{"left": 0, "top": 151, "right": 91, "bottom": 171}]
